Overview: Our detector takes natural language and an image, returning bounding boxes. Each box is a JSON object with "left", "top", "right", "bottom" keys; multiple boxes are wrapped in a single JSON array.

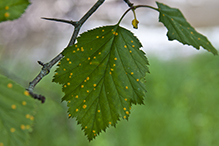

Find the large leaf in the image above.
[
  {"left": 53, "top": 25, "right": 149, "bottom": 141},
  {"left": 156, "top": 2, "right": 218, "bottom": 55},
  {"left": 0, "top": 74, "right": 35, "bottom": 146},
  {"left": 0, "top": 0, "right": 30, "bottom": 22}
]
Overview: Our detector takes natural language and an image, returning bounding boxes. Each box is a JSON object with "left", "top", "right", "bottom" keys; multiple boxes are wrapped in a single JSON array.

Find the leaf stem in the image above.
[
  {"left": 27, "top": 0, "right": 105, "bottom": 103},
  {"left": 117, "top": 5, "right": 158, "bottom": 25}
]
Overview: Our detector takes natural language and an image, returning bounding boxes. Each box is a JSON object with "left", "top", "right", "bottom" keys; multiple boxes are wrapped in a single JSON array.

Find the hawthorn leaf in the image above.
[
  {"left": 0, "top": 0, "right": 30, "bottom": 22},
  {"left": 0, "top": 74, "right": 35, "bottom": 146},
  {"left": 156, "top": 2, "right": 218, "bottom": 55},
  {"left": 53, "top": 25, "right": 149, "bottom": 141}
]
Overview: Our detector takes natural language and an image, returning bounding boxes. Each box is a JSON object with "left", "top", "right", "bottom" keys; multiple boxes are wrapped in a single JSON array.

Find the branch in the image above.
[
  {"left": 123, "top": 0, "right": 133, "bottom": 7},
  {"left": 27, "top": 0, "right": 105, "bottom": 103}
]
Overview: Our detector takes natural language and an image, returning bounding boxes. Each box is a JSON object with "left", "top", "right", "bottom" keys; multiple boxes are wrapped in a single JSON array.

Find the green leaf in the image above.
[
  {"left": 0, "top": 0, "right": 30, "bottom": 22},
  {"left": 53, "top": 25, "right": 149, "bottom": 141},
  {"left": 156, "top": 2, "right": 218, "bottom": 55},
  {"left": 0, "top": 74, "right": 35, "bottom": 146}
]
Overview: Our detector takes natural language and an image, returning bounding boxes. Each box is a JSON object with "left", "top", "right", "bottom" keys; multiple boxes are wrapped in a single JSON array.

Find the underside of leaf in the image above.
[
  {"left": 53, "top": 25, "right": 149, "bottom": 141},
  {"left": 156, "top": 2, "right": 218, "bottom": 55}
]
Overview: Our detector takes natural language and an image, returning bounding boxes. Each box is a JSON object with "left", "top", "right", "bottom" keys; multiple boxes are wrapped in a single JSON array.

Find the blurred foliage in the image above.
[{"left": 26, "top": 53, "right": 219, "bottom": 146}]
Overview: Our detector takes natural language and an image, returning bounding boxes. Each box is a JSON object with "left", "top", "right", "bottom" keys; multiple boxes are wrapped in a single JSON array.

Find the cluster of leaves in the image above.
[
  {"left": 53, "top": 2, "right": 217, "bottom": 141},
  {"left": 0, "top": 0, "right": 218, "bottom": 144}
]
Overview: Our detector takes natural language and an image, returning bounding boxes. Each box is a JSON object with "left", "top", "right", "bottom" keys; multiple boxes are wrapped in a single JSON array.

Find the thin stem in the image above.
[
  {"left": 117, "top": 5, "right": 158, "bottom": 25},
  {"left": 27, "top": 0, "right": 105, "bottom": 103}
]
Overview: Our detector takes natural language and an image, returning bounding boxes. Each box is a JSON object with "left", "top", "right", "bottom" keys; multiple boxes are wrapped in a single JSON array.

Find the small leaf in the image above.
[
  {"left": 0, "top": 0, "right": 30, "bottom": 22},
  {"left": 156, "top": 2, "right": 218, "bottom": 55},
  {"left": 53, "top": 25, "right": 149, "bottom": 141},
  {"left": 0, "top": 74, "right": 35, "bottom": 146}
]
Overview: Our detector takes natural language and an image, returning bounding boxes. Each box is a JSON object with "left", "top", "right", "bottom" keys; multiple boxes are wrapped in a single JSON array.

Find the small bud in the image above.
[{"left": 132, "top": 18, "right": 139, "bottom": 29}]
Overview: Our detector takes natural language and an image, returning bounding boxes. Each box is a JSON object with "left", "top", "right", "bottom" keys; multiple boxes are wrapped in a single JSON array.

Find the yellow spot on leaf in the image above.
[
  {"left": 67, "top": 82, "right": 70, "bottom": 86},
  {"left": 162, "top": 14, "right": 165, "bottom": 16},
  {"left": 5, "top": 6, "right": 9, "bottom": 10},
  {"left": 4, "top": 12, "right": 10, "bottom": 18},
  {"left": 26, "top": 114, "right": 30, "bottom": 119},
  {"left": 66, "top": 58, "right": 70, "bottom": 61},
  {"left": 124, "top": 116, "right": 126, "bottom": 119},
  {"left": 198, "top": 38, "right": 201, "bottom": 40},
  {"left": 68, "top": 100, "right": 71, "bottom": 103},
  {"left": 79, "top": 63, "right": 81, "bottom": 66},
  {"left": 83, "top": 105, "right": 87, "bottom": 109},
  {"left": 55, "top": 73, "right": 58, "bottom": 75},
  {"left": 68, "top": 114, "right": 71, "bottom": 117},
  {"left": 84, "top": 80, "right": 87, "bottom": 82},
  {"left": 87, "top": 90, "right": 89, "bottom": 93},
  {"left": 109, "top": 122, "right": 112, "bottom": 125},
  {"left": 136, "top": 79, "right": 139, "bottom": 82},
  {"left": 83, "top": 100, "right": 86, "bottom": 102},
  {"left": 69, "top": 76, "right": 72, "bottom": 78},
  {"left": 110, "top": 68, "right": 114, "bottom": 71},
  {"left": 24, "top": 91, "right": 29, "bottom": 96},
  {"left": 64, "top": 85, "right": 67, "bottom": 88},
  {"left": 30, "top": 116, "right": 34, "bottom": 121},
  {"left": 94, "top": 88, "right": 96, "bottom": 90},
  {"left": 125, "top": 98, "right": 127, "bottom": 101},
  {"left": 77, "top": 48, "right": 80, "bottom": 51},
  {"left": 90, "top": 62, "right": 92, "bottom": 65},
  {"left": 113, "top": 31, "right": 116, "bottom": 35},
  {"left": 10, "top": 128, "right": 15, "bottom": 133},
  {"left": 93, "top": 84, "right": 97, "bottom": 87},
  {"left": 171, "top": 18, "right": 174, "bottom": 21},
  {"left": 102, "top": 36, "right": 104, "bottom": 39},
  {"left": 126, "top": 111, "right": 129, "bottom": 115},
  {"left": 109, "top": 72, "right": 112, "bottom": 74},
  {"left": 113, "top": 64, "right": 116, "bottom": 67},
  {"left": 11, "top": 104, "right": 16, "bottom": 109},
  {"left": 98, "top": 52, "right": 101, "bottom": 55},
  {"left": 115, "top": 32, "right": 118, "bottom": 36},
  {"left": 73, "top": 50, "right": 76, "bottom": 53},
  {"left": 69, "top": 61, "right": 72, "bottom": 64},
  {"left": 81, "top": 47, "right": 84, "bottom": 51},
  {"left": 131, "top": 40, "right": 134, "bottom": 43},
  {"left": 191, "top": 32, "right": 194, "bottom": 35},
  {"left": 75, "top": 44, "right": 77, "bottom": 47},
  {"left": 96, "top": 36, "right": 99, "bottom": 38},
  {"left": 129, "top": 50, "right": 132, "bottom": 53},
  {"left": 70, "top": 73, "right": 73, "bottom": 76},
  {"left": 90, "top": 48, "right": 93, "bottom": 50},
  {"left": 123, "top": 107, "right": 126, "bottom": 110},
  {"left": 81, "top": 85, "right": 84, "bottom": 88},
  {"left": 76, "top": 109, "right": 79, "bottom": 112},
  {"left": 98, "top": 110, "right": 100, "bottom": 113},
  {"left": 7, "top": 83, "right": 13, "bottom": 88},
  {"left": 126, "top": 86, "right": 128, "bottom": 89},
  {"left": 20, "top": 124, "right": 25, "bottom": 130},
  {"left": 75, "top": 95, "right": 78, "bottom": 98},
  {"left": 102, "top": 29, "right": 104, "bottom": 32},
  {"left": 93, "top": 56, "right": 96, "bottom": 59},
  {"left": 124, "top": 45, "right": 127, "bottom": 48},
  {"left": 63, "top": 68, "right": 66, "bottom": 71},
  {"left": 88, "top": 57, "right": 90, "bottom": 60},
  {"left": 131, "top": 72, "right": 134, "bottom": 75},
  {"left": 132, "top": 45, "right": 135, "bottom": 48},
  {"left": 93, "top": 130, "right": 96, "bottom": 133},
  {"left": 114, "top": 58, "right": 117, "bottom": 60},
  {"left": 22, "top": 101, "right": 27, "bottom": 106}
]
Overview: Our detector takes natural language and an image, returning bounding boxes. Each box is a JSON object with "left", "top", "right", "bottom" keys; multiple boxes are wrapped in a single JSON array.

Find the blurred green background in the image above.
[{"left": 24, "top": 53, "right": 219, "bottom": 146}]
